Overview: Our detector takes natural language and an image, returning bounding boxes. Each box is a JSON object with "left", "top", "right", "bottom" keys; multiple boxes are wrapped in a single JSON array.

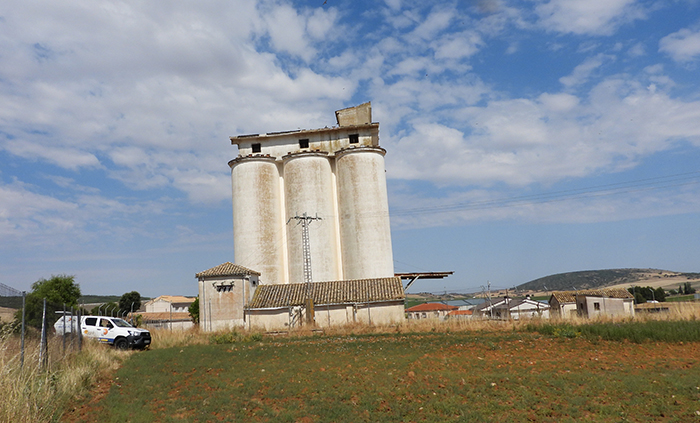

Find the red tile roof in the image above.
[
  {"left": 247, "top": 277, "right": 404, "bottom": 309},
  {"left": 196, "top": 262, "right": 260, "bottom": 278},
  {"left": 405, "top": 303, "right": 458, "bottom": 312}
]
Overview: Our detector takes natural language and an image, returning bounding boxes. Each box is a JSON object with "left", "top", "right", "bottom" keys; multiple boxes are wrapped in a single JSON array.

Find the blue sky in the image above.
[{"left": 2, "top": 0, "right": 700, "bottom": 296}]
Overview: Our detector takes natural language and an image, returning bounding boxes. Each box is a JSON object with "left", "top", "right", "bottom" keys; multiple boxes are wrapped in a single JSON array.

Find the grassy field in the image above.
[
  {"left": 0, "top": 329, "right": 128, "bottom": 423},
  {"left": 63, "top": 320, "right": 700, "bottom": 423}
]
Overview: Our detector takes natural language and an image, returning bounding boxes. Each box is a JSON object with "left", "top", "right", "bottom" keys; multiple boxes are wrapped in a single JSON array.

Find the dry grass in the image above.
[
  {"left": 0, "top": 329, "right": 129, "bottom": 423},
  {"left": 148, "top": 326, "right": 211, "bottom": 349},
  {"left": 145, "top": 302, "right": 700, "bottom": 347}
]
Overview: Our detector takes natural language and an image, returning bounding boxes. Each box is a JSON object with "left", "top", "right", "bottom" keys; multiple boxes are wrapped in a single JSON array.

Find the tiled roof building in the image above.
[{"left": 248, "top": 277, "right": 404, "bottom": 309}]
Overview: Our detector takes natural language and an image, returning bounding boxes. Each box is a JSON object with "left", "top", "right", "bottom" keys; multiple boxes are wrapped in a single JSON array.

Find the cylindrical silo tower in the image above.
[
  {"left": 282, "top": 151, "right": 341, "bottom": 283},
  {"left": 335, "top": 146, "right": 394, "bottom": 280},
  {"left": 228, "top": 155, "right": 285, "bottom": 285}
]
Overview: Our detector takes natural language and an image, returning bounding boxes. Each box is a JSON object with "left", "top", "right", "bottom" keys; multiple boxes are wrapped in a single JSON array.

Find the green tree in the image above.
[
  {"left": 683, "top": 282, "right": 696, "bottom": 295},
  {"left": 654, "top": 287, "right": 666, "bottom": 302},
  {"left": 119, "top": 291, "right": 141, "bottom": 314},
  {"left": 188, "top": 297, "right": 199, "bottom": 324},
  {"left": 633, "top": 292, "right": 646, "bottom": 304},
  {"left": 16, "top": 275, "right": 81, "bottom": 329},
  {"left": 31, "top": 275, "right": 81, "bottom": 306}
]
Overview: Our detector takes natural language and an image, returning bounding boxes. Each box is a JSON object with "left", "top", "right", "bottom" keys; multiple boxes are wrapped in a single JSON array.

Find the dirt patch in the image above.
[{"left": 60, "top": 372, "right": 116, "bottom": 423}]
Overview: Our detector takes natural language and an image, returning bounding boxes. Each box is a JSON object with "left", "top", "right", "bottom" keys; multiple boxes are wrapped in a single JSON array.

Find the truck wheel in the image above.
[{"left": 114, "top": 338, "right": 128, "bottom": 350}]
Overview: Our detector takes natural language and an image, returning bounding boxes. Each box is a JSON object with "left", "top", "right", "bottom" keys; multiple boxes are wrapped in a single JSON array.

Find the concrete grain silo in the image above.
[
  {"left": 335, "top": 146, "right": 394, "bottom": 280},
  {"left": 282, "top": 151, "right": 341, "bottom": 283},
  {"left": 228, "top": 102, "right": 395, "bottom": 285},
  {"left": 228, "top": 155, "right": 286, "bottom": 285}
]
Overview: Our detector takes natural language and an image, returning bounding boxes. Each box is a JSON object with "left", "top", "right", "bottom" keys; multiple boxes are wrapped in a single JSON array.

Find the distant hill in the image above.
[{"left": 516, "top": 269, "right": 694, "bottom": 292}]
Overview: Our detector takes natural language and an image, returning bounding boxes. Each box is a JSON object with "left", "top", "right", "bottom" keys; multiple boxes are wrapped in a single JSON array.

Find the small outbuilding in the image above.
[
  {"left": 549, "top": 289, "right": 635, "bottom": 319},
  {"left": 196, "top": 262, "right": 260, "bottom": 331},
  {"left": 244, "top": 277, "right": 405, "bottom": 330}
]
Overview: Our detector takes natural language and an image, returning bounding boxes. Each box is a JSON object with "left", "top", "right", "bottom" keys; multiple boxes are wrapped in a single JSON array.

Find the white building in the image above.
[
  {"left": 473, "top": 296, "right": 550, "bottom": 320},
  {"left": 196, "top": 262, "right": 259, "bottom": 331},
  {"left": 228, "top": 102, "right": 394, "bottom": 286},
  {"left": 143, "top": 295, "right": 196, "bottom": 313},
  {"left": 549, "top": 289, "right": 635, "bottom": 319},
  {"left": 136, "top": 295, "right": 197, "bottom": 331},
  {"left": 198, "top": 103, "right": 405, "bottom": 331}
]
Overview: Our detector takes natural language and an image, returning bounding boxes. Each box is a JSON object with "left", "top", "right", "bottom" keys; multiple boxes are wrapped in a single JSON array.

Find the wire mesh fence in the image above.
[{"left": 0, "top": 282, "right": 84, "bottom": 370}]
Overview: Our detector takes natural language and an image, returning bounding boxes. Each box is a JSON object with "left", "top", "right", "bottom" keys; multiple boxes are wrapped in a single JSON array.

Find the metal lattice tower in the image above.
[
  {"left": 300, "top": 216, "right": 312, "bottom": 285},
  {"left": 288, "top": 213, "right": 322, "bottom": 288}
]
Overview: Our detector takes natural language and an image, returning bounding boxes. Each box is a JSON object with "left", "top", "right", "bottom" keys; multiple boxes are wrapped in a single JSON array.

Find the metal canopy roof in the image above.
[{"left": 395, "top": 272, "right": 454, "bottom": 292}]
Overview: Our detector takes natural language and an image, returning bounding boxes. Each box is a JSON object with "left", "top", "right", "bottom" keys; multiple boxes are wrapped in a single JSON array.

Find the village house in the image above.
[
  {"left": 136, "top": 295, "right": 197, "bottom": 330},
  {"left": 549, "top": 289, "right": 635, "bottom": 319},
  {"left": 473, "top": 296, "right": 549, "bottom": 319},
  {"left": 405, "top": 303, "right": 458, "bottom": 320},
  {"left": 143, "top": 295, "right": 196, "bottom": 313},
  {"left": 491, "top": 297, "right": 550, "bottom": 320},
  {"left": 472, "top": 297, "right": 508, "bottom": 318}
]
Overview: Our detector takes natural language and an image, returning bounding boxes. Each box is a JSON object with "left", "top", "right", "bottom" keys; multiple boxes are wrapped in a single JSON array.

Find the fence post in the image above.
[
  {"left": 63, "top": 303, "right": 66, "bottom": 356},
  {"left": 78, "top": 303, "right": 82, "bottom": 352},
  {"left": 39, "top": 298, "right": 47, "bottom": 369},
  {"left": 20, "top": 292, "right": 26, "bottom": 370}
]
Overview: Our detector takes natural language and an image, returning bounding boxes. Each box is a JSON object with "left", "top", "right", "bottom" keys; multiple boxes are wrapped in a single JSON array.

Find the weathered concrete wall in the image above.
[
  {"left": 199, "top": 275, "right": 256, "bottom": 332},
  {"left": 510, "top": 308, "right": 550, "bottom": 320},
  {"left": 235, "top": 125, "right": 379, "bottom": 159},
  {"left": 246, "top": 301, "right": 405, "bottom": 330},
  {"left": 336, "top": 102, "right": 372, "bottom": 127},
  {"left": 578, "top": 296, "right": 634, "bottom": 318},
  {"left": 246, "top": 308, "right": 293, "bottom": 331}
]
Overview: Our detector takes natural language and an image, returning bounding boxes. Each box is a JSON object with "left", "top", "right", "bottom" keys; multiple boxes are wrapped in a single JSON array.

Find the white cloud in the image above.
[
  {"left": 0, "top": 0, "right": 356, "bottom": 209},
  {"left": 263, "top": 3, "right": 316, "bottom": 61},
  {"left": 433, "top": 31, "right": 484, "bottom": 60},
  {"left": 627, "top": 42, "right": 646, "bottom": 57},
  {"left": 4, "top": 140, "right": 100, "bottom": 170},
  {"left": 538, "top": 92, "right": 579, "bottom": 112},
  {"left": 659, "top": 26, "right": 700, "bottom": 63},
  {"left": 409, "top": 8, "right": 455, "bottom": 41},
  {"left": 383, "top": 74, "right": 700, "bottom": 188},
  {"left": 559, "top": 54, "right": 612, "bottom": 87},
  {"left": 535, "top": 0, "right": 646, "bottom": 35}
]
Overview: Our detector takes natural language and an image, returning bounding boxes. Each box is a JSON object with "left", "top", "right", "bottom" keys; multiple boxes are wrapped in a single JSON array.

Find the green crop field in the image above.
[{"left": 64, "top": 322, "right": 700, "bottom": 423}]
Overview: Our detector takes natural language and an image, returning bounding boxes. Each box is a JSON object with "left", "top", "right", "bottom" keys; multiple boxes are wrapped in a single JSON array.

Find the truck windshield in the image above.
[{"left": 111, "top": 318, "right": 134, "bottom": 328}]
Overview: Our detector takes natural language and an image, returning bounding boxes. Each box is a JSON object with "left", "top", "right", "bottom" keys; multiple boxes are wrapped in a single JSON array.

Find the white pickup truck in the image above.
[{"left": 54, "top": 315, "right": 151, "bottom": 350}]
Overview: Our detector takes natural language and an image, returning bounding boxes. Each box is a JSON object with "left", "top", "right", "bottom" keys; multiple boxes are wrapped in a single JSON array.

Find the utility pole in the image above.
[{"left": 288, "top": 213, "right": 322, "bottom": 325}]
